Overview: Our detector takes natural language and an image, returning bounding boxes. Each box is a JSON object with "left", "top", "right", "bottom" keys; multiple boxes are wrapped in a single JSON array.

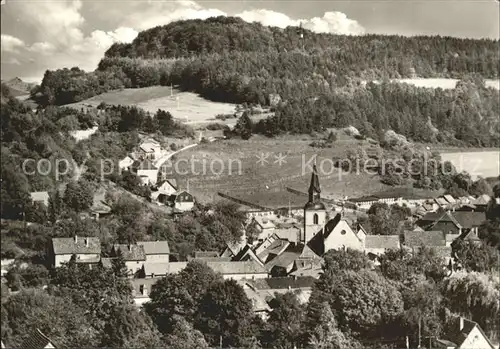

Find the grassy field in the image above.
[
  {"left": 66, "top": 86, "right": 238, "bottom": 126},
  {"left": 164, "top": 134, "right": 399, "bottom": 208}
]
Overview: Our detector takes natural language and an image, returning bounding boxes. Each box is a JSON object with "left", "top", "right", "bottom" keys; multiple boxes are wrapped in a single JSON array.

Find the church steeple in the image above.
[{"left": 308, "top": 164, "right": 321, "bottom": 203}]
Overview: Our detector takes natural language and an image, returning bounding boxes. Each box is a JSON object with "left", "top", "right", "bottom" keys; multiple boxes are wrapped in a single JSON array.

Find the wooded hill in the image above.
[{"left": 35, "top": 16, "right": 500, "bottom": 146}]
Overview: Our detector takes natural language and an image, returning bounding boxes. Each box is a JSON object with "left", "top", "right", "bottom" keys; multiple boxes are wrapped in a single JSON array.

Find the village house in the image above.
[
  {"left": 248, "top": 216, "right": 276, "bottom": 241},
  {"left": 403, "top": 229, "right": 452, "bottom": 264},
  {"left": 51, "top": 236, "right": 101, "bottom": 268},
  {"left": 220, "top": 239, "right": 247, "bottom": 259},
  {"left": 136, "top": 241, "right": 170, "bottom": 263},
  {"left": 30, "top": 191, "right": 50, "bottom": 207},
  {"left": 417, "top": 211, "right": 463, "bottom": 235},
  {"left": 172, "top": 190, "right": 195, "bottom": 212},
  {"left": 130, "top": 278, "right": 158, "bottom": 307},
  {"left": 162, "top": 260, "right": 269, "bottom": 280},
  {"left": 136, "top": 139, "right": 163, "bottom": 161},
  {"left": 433, "top": 317, "right": 496, "bottom": 349},
  {"left": 118, "top": 155, "right": 135, "bottom": 170},
  {"left": 131, "top": 159, "right": 159, "bottom": 186},
  {"left": 364, "top": 235, "right": 401, "bottom": 259},
  {"left": 150, "top": 179, "right": 178, "bottom": 203},
  {"left": 112, "top": 244, "right": 146, "bottom": 276}
]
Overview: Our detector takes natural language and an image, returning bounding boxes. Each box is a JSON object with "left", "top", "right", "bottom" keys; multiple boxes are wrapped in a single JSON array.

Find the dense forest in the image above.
[{"left": 33, "top": 17, "right": 500, "bottom": 146}]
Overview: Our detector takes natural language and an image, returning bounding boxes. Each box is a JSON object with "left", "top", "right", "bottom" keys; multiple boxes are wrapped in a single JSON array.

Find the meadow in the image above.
[{"left": 66, "top": 86, "right": 238, "bottom": 125}]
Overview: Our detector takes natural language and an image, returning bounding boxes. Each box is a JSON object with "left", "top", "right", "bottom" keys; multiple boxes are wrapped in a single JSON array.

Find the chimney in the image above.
[
  {"left": 74, "top": 235, "right": 78, "bottom": 244},
  {"left": 85, "top": 238, "right": 89, "bottom": 247},
  {"left": 459, "top": 317, "right": 464, "bottom": 331}
]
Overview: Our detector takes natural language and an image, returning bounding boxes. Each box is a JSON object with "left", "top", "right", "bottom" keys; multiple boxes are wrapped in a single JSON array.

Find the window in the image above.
[
  {"left": 340, "top": 230, "right": 347, "bottom": 235},
  {"left": 313, "top": 213, "right": 319, "bottom": 224}
]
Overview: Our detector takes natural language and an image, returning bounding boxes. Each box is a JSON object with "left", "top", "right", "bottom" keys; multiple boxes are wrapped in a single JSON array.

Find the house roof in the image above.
[
  {"left": 273, "top": 227, "right": 300, "bottom": 243},
  {"left": 472, "top": 194, "right": 491, "bottom": 205},
  {"left": 365, "top": 235, "right": 400, "bottom": 250},
  {"left": 225, "top": 239, "right": 246, "bottom": 256},
  {"left": 244, "top": 276, "right": 316, "bottom": 290},
  {"left": 435, "top": 197, "right": 448, "bottom": 205},
  {"left": 174, "top": 191, "right": 194, "bottom": 203},
  {"left": 207, "top": 260, "right": 268, "bottom": 275},
  {"left": 243, "top": 286, "right": 272, "bottom": 313},
  {"left": 451, "top": 211, "right": 486, "bottom": 229},
  {"left": 137, "top": 241, "right": 170, "bottom": 255},
  {"left": 158, "top": 179, "right": 177, "bottom": 190},
  {"left": 265, "top": 249, "right": 301, "bottom": 271},
  {"left": 426, "top": 211, "right": 462, "bottom": 230},
  {"left": 139, "top": 140, "right": 160, "bottom": 153},
  {"left": 253, "top": 217, "right": 276, "bottom": 230},
  {"left": 444, "top": 318, "right": 496, "bottom": 349},
  {"left": 404, "top": 230, "right": 446, "bottom": 248},
  {"left": 52, "top": 236, "right": 101, "bottom": 255},
  {"left": 194, "top": 251, "right": 219, "bottom": 258},
  {"left": 443, "top": 195, "right": 456, "bottom": 203},
  {"left": 143, "top": 262, "right": 170, "bottom": 276},
  {"left": 19, "top": 329, "right": 56, "bottom": 349},
  {"left": 113, "top": 244, "right": 146, "bottom": 261},
  {"left": 257, "top": 239, "right": 290, "bottom": 262}
]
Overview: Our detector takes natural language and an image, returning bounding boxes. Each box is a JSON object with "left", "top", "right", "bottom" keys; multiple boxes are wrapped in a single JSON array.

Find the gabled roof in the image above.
[
  {"left": 458, "top": 229, "right": 481, "bottom": 242},
  {"left": 264, "top": 245, "right": 303, "bottom": 271},
  {"left": 52, "top": 236, "right": 101, "bottom": 255},
  {"left": 253, "top": 217, "right": 276, "bottom": 230},
  {"left": 451, "top": 211, "right": 486, "bottom": 229},
  {"left": 225, "top": 239, "right": 246, "bottom": 257},
  {"left": 19, "top": 328, "right": 56, "bottom": 349},
  {"left": 158, "top": 179, "right": 177, "bottom": 190},
  {"left": 404, "top": 230, "right": 446, "bottom": 248},
  {"left": 257, "top": 239, "right": 290, "bottom": 263},
  {"left": 113, "top": 244, "right": 146, "bottom": 261},
  {"left": 444, "top": 318, "right": 496, "bottom": 349},
  {"left": 435, "top": 197, "right": 448, "bottom": 206},
  {"left": 365, "top": 235, "right": 400, "bottom": 250},
  {"left": 137, "top": 241, "right": 170, "bottom": 255},
  {"left": 194, "top": 251, "right": 219, "bottom": 258},
  {"left": 143, "top": 262, "right": 170, "bottom": 276},
  {"left": 233, "top": 245, "right": 264, "bottom": 266},
  {"left": 443, "top": 195, "right": 456, "bottom": 203},
  {"left": 427, "top": 211, "right": 462, "bottom": 230},
  {"left": 139, "top": 140, "right": 161, "bottom": 152},
  {"left": 273, "top": 227, "right": 300, "bottom": 243},
  {"left": 472, "top": 194, "right": 491, "bottom": 205},
  {"left": 207, "top": 260, "right": 268, "bottom": 275},
  {"left": 174, "top": 191, "right": 194, "bottom": 202}
]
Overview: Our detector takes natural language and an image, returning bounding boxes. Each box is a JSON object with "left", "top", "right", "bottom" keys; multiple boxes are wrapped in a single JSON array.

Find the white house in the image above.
[
  {"left": 112, "top": 244, "right": 146, "bottom": 276},
  {"left": 51, "top": 236, "right": 101, "bottom": 268},
  {"left": 30, "top": 191, "right": 50, "bottom": 207},
  {"left": 433, "top": 317, "right": 496, "bottom": 349},
  {"left": 173, "top": 191, "right": 195, "bottom": 212},
  {"left": 137, "top": 139, "right": 163, "bottom": 160},
  {"left": 119, "top": 155, "right": 135, "bottom": 170},
  {"left": 131, "top": 159, "right": 159, "bottom": 185}
]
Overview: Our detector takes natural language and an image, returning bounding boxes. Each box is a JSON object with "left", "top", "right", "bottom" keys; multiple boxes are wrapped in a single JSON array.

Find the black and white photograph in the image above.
[{"left": 0, "top": 0, "right": 499, "bottom": 348}]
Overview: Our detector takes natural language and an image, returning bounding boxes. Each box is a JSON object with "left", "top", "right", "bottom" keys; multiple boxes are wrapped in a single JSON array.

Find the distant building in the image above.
[
  {"left": 112, "top": 244, "right": 146, "bottom": 276},
  {"left": 118, "top": 155, "right": 135, "bottom": 170},
  {"left": 51, "top": 236, "right": 101, "bottom": 268},
  {"left": 173, "top": 191, "right": 195, "bottom": 212},
  {"left": 30, "top": 191, "right": 50, "bottom": 207},
  {"left": 137, "top": 139, "right": 163, "bottom": 161},
  {"left": 137, "top": 241, "right": 170, "bottom": 263},
  {"left": 433, "top": 317, "right": 496, "bottom": 349},
  {"left": 248, "top": 217, "right": 276, "bottom": 241},
  {"left": 131, "top": 159, "right": 158, "bottom": 185}
]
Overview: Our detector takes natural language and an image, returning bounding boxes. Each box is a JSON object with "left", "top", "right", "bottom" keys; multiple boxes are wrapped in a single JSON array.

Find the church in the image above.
[{"left": 301, "top": 165, "right": 365, "bottom": 253}]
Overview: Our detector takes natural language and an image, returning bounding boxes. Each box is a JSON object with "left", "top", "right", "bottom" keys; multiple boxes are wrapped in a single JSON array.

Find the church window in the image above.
[{"left": 313, "top": 214, "right": 319, "bottom": 224}]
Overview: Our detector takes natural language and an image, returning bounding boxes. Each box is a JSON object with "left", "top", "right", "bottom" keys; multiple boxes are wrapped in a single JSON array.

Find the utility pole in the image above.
[{"left": 418, "top": 317, "right": 422, "bottom": 348}]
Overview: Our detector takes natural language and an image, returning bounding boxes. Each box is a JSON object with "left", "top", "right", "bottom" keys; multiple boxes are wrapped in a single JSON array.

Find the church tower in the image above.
[{"left": 303, "top": 164, "right": 326, "bottom": 244}]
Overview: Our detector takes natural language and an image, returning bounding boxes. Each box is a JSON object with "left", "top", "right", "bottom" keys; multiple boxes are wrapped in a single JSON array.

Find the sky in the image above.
[{"left": 1, "top": 0, "right": 499, "bottom": 83}]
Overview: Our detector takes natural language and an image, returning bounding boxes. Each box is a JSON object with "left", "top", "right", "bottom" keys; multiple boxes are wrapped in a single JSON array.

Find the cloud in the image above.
[
  {"left": 236, "top": 9, "right": 365, "bottom": 35},
  {"left": 1, "top": 34, "right": 25, "bottom": 52},
  {"left": 1, "top": 0, "right": 364, "bottom": 83}
]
